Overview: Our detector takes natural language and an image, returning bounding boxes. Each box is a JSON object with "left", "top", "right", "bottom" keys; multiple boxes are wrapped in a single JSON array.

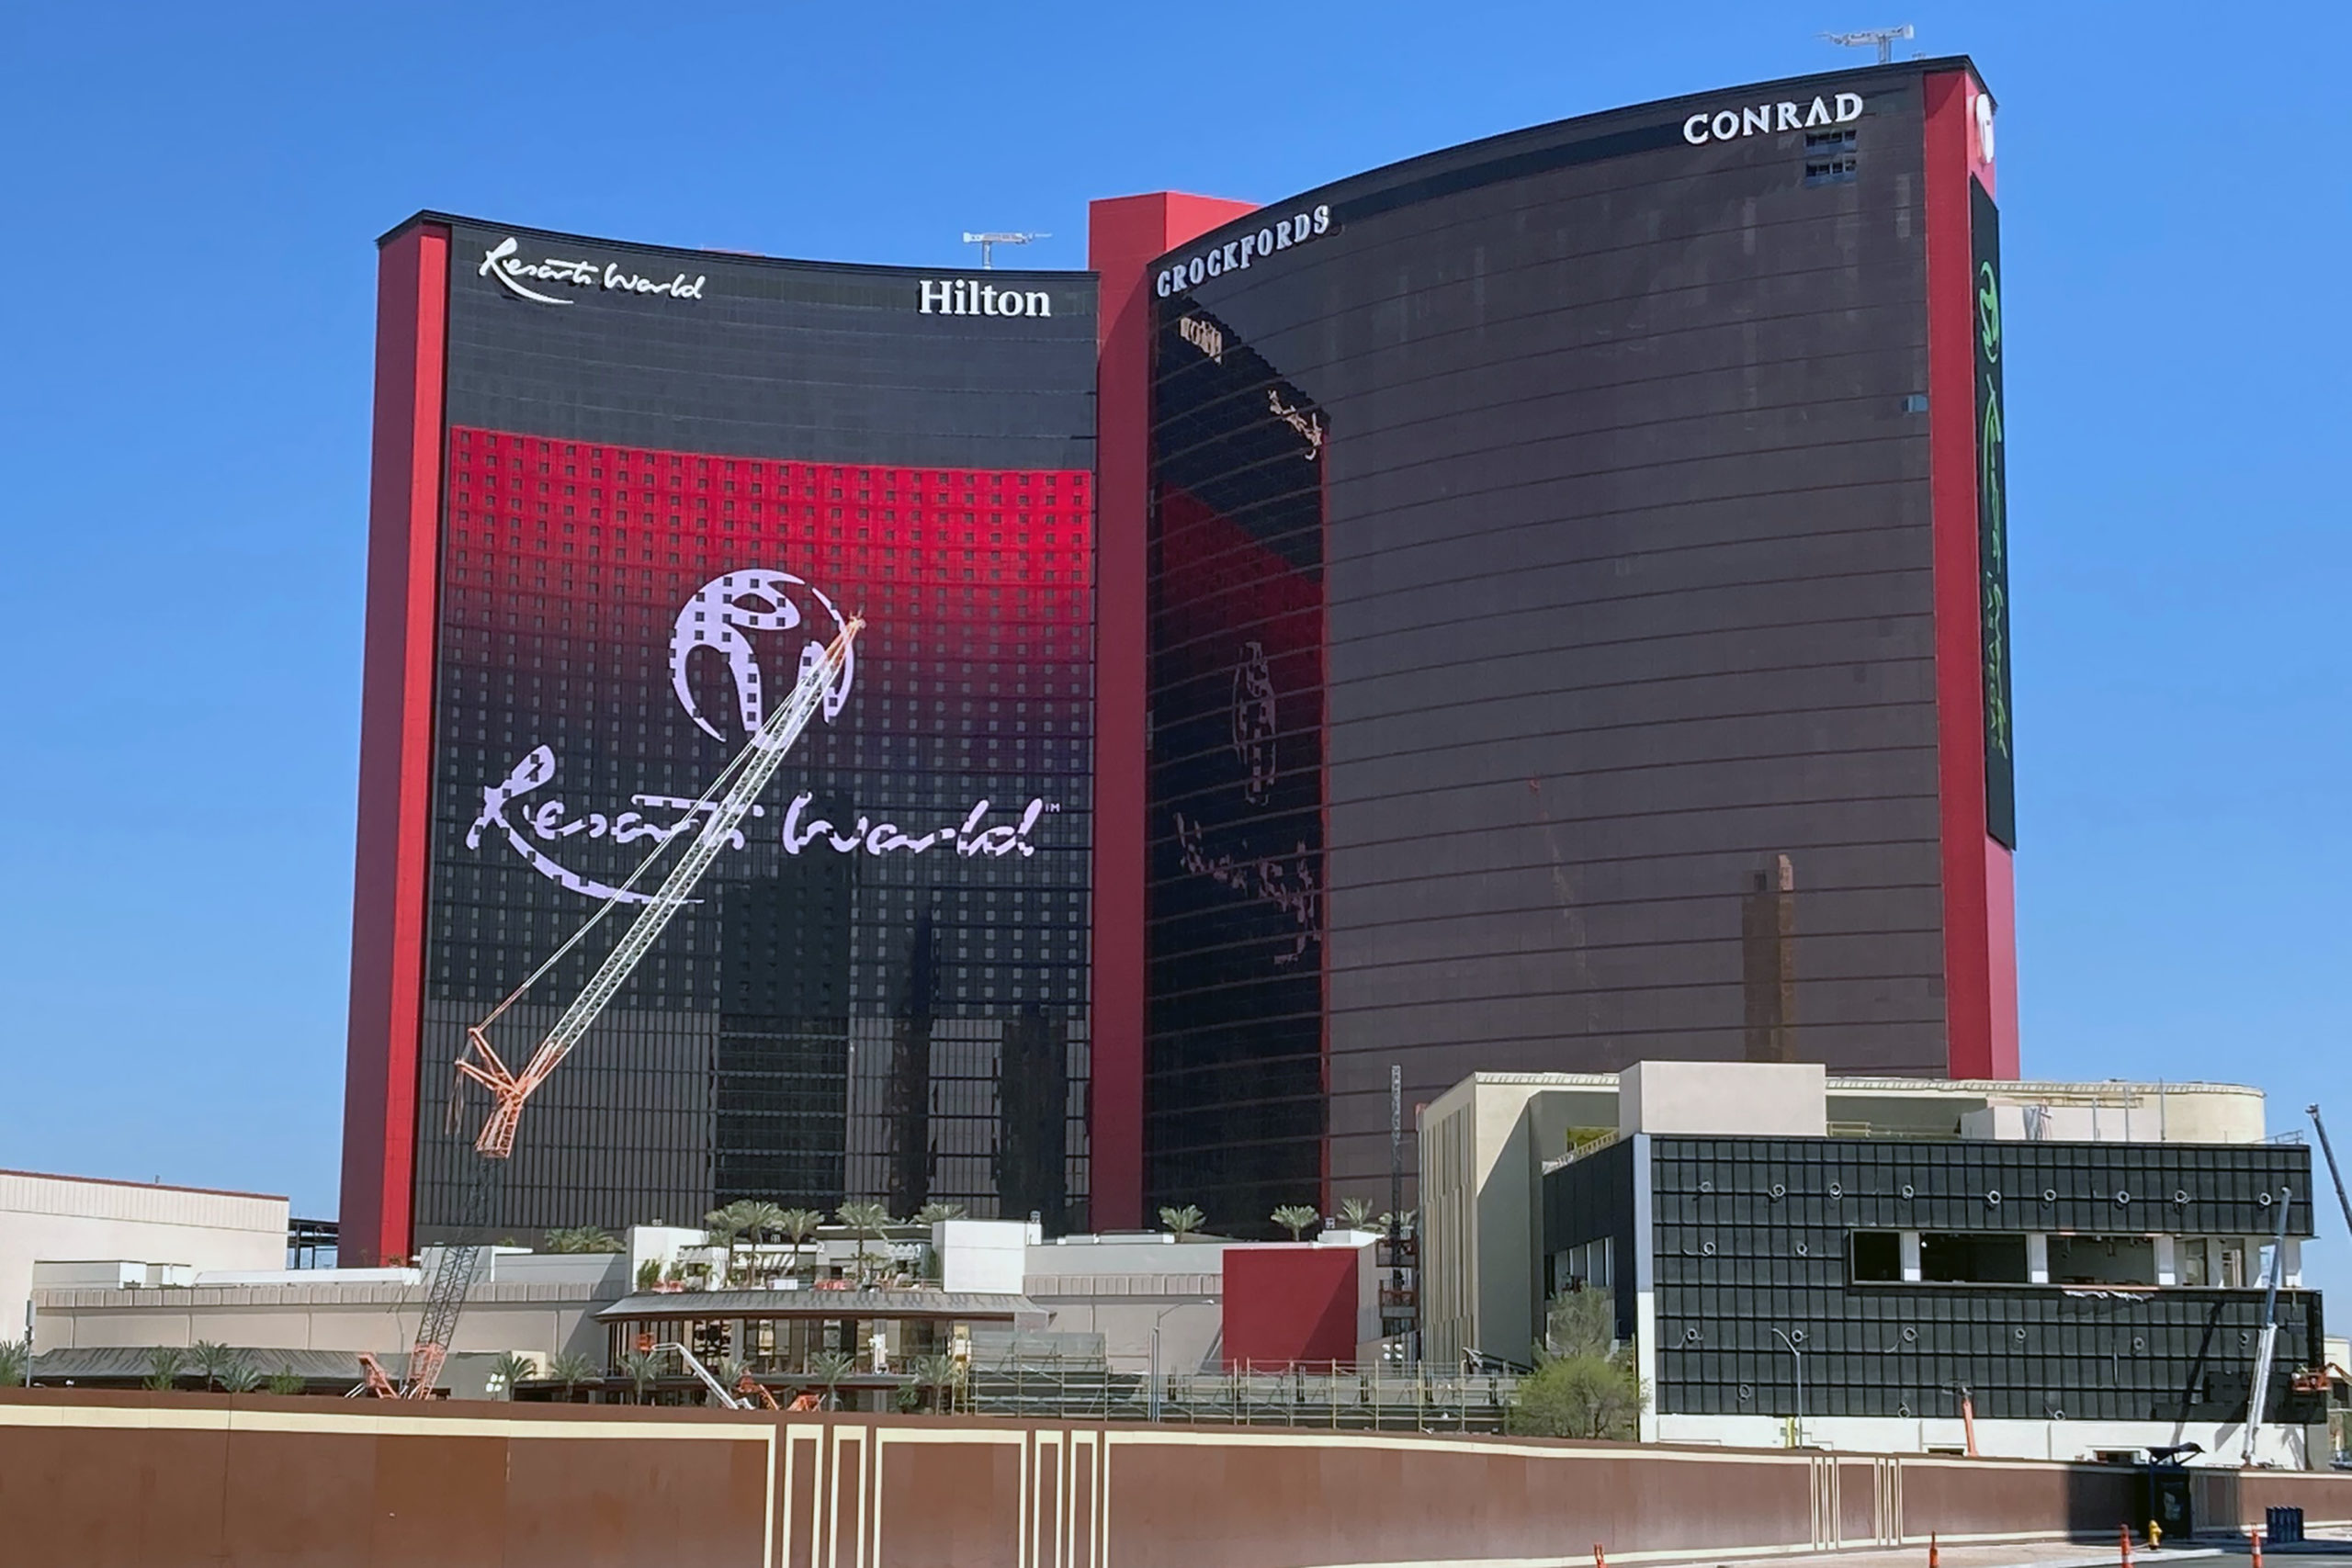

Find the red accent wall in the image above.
[
  {"left": 338, "top": 222, "right": 448, "bottom": 1265},
  {"left": 1086, "top": 192, "right": 1259, "bottom": 1229},
  {"left": 1222, "top": 1245, "right": 1361, "bottom": 1370},
  {"left": 1922, "top": 70, "right": 2019, "bottom": 1080}
]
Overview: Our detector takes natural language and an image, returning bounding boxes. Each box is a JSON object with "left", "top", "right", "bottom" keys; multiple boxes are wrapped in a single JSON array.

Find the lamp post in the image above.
[
  {"left": 1771, "top": 1327, "right": 1805, "bottom": 1447},
  {"left": 1148, "top": 1301, "right": 1213, "bottom": 1423}
]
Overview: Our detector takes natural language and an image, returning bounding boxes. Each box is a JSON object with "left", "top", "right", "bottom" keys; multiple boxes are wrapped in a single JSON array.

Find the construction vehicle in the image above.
[
  {"left": 656, "top": 1341, "right": 750, "bottom": 1408},
  {"left": 364, "top": 617, "right": 862, "bottom": 1398}
]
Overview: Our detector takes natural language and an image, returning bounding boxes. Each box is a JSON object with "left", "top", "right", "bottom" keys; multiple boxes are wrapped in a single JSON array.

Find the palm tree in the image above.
[
  {"left": 775, "top": 1208, "right": 824, "bottom": 1282},
  {"left": 190, "top": 1339, "right": 242, "bottom": 1392},
  {"left": 1337, "top": 1197, "right": 1377, "bottom": 1232},
  {"left": 1159, "top": 1204, "right": 1205, "bottom": 1238},
  {"left": 0, "top": 1337, "right": 27, "bottom": 1388},
  {"left": 836, "top": 1201, "right": 892, "bottom": 1286},
  {"left": 702, "top": 1205, "right": 743, "bottom": 1284},
  {"left": 543, "top": 1222, "right": 620, "bottom": 1250},
  {"left": 808, "top": 1349, "right": 855, "bottom": 1411},
  {"left": 735, "top": 1201, "right": 786, "bottom": 1283},
  {"left": 620, "top": 1348, "right": 660, "bottom": 1404},
  {"left": 1271, "top": 1204, "right": 1320, "bottom": 1242},
  {"left": 635, "top": 1258, "right": 664, "bottom": 1290},
  {"left": 913, "top": 1352, "right": 962, "bottom": 1414},
  {"left": 489, "top": 1351, "right": 537, "bottom": 1400},
  {"left": 265, "top": 1367, "right": 305, "bottom": 1397},
  {"left": 547, "top": 1350, "right": 599, "bottom": 1402},
  {"left": 219, "top": 1361, "right": 264, "bottom": 1394},
  {"left": 914, "top": 1201, "right": 967, "bottom": 1224},
  {"left": 546, "top": 1225, "right": 623, "bottom": 1254},
  {"left": 142, "top": 1346, "right": 188, "bottom": 1391}
]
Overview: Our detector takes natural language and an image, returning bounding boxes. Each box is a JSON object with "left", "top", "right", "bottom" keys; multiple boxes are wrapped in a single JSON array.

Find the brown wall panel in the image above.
[
  {"left": 501, "top": 1436, "right": 766, "bottom": 1568},
  {"left": 1838, "top": 1461, "right": 1881, "bottom": 1547},
  {"left": 872, "top": 1436, "right": 1021, "bottom": 1568},
  {"left": 2, "top": 1420, "right": 232, "bottom": 1568},
  {"left": 220, "top": 1427, "right": 378, "bottom": 1567},
  {"left": 2228, "top": 1470, "right": 2352, "bottom": 1529},
  {"left": 14, "top": 1391, "right": 2352, "bottom": 1568},
  {"left": 827, "top": 1428, "right": 866, "bottom": 1568},
  {"left": 368, "top": 1433, "right": 508, "bottom": 1568},
  {"left": 782, "top": 1427, "right": 823, "bottom": 1568},
  {"left": 1106, "top": 1439, "right": 1814, "bottom": 1568},
  {"left": 1900, "top": 1460, "right": 2139, "bottom": 1541}
]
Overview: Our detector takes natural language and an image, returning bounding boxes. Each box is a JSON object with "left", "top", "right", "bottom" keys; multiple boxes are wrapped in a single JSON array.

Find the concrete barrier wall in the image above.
[{"left": 4, "top": 1389, "right": 2348, "bottom": 1568}]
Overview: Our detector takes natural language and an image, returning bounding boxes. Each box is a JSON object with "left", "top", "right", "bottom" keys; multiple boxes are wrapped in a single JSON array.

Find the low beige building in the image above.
[{"left": 5, "top": 1169, "right": 287, "bottom": 1347}]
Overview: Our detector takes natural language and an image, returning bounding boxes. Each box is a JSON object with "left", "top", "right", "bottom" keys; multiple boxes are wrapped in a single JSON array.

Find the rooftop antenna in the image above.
[
  {"left": 961, "top": 231, "right": 1048, "bottom": 269},
  {"left": 1822, "top": 24, "right": 1914, "bottom": 62}
]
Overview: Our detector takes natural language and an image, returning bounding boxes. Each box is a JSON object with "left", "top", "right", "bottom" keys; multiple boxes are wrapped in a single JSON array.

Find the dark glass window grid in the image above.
[
  {"left": 1551, "top": 1137, "right": 2324, "bottom": 1423},
  {"left": 1146, "top": 84, "right": 1958, "bottom": 1231},
  {"left": 414, "top": 431, "right": 1095, "bottom": 1240}
]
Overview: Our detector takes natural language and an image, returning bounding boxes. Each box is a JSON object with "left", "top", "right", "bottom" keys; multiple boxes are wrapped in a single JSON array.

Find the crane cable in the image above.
[{"left": 470, "top": 673, "right": 796, "bottom": 1032}]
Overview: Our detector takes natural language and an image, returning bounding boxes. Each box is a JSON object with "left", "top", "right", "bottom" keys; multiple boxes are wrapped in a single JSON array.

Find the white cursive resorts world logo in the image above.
[
  {"left": 670, "top": 570, "right": 854, "bottom": 742},
  {"left": 479, "top": 236, "right": 707, "bottom": 307},
  {"left": 465, "top": 571, "right": 1057, "bottom": 901}
]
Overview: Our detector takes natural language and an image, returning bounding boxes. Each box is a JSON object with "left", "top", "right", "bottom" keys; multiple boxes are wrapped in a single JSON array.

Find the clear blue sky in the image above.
[{"left": 0, "top": 2, "right": 2345, "bottom": 1282}]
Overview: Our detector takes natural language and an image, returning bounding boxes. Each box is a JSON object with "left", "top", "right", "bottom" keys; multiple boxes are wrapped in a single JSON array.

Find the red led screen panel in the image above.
[{"left": 412, "top": 430, "right": 1094, "bottom": 1241}]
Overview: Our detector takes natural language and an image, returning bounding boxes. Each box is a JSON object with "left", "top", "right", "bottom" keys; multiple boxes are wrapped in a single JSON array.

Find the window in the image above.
[
  {"left": 2048, "top": 1235, "right": 2155, "bottom": 1287},
  {"left": 1918, "top": 1232, "right": 2029, "bottom": 1283},
  {"left": 1851, "top": 1230, "right": 1901, "bottom": 1281}
]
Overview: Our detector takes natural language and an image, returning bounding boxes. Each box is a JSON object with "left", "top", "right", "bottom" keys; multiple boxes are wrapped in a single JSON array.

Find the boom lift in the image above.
[
  {"left": 2308, "top": 1105, "right": 2352, "bottom": 1241},
  {"left": 367, "top": 617, "right": 862, "bottom": 1398}
]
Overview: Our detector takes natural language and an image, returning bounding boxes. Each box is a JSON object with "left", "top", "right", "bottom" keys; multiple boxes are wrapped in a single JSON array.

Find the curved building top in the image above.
[
  {"left": 1147, "top": 56, "right": 1987, "bottom": 294},
  {"left": 1128, "top": 57, "right": 2012, "bottom": 1227},
  {"left": 388, "top": 212, "right": 1098, "bottom": 470}
]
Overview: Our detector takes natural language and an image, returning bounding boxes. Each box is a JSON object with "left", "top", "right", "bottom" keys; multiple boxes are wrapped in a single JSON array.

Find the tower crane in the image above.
[
  {"left": 1822, "top": 24, "right": 1914, "bottom": 62},
  {"left": 364, "top": 617, "right": 863, "bottom": 1398},
  {"left": 960, "top": 231, "right": 1047, "bottom": 268}
]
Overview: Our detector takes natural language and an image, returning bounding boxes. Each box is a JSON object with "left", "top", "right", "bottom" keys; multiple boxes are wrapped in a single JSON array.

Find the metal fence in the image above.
[{"left": 963, "top": 1359, "right": 1520, "bottom": 1432}]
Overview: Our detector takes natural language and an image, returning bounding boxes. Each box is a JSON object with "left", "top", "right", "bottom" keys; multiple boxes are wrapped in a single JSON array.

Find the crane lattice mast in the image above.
[{"left": 386, "top": 617, "right": 862, "bottom": 1398}]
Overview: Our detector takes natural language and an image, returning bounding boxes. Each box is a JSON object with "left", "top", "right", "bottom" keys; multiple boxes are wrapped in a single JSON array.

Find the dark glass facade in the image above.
[
  {"left": 400, "top": 221, "right": 1097, "bottom": 1243},
  {"left": 1547, "top": 1137, "right": 2323, "bottom": 1425},
  {"left": 1145, "top": 65, "right": 1994, "bottom": 1227}
]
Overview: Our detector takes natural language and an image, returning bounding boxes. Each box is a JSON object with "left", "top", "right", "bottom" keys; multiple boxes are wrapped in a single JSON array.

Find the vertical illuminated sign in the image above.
[{"left": 1971, "top": 177, "right": 2016, "bottom": 849}]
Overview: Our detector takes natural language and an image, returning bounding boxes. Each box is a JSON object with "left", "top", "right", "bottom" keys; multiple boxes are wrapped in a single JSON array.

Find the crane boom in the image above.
[
  {"left": 2308, "top": 1105, "right": 2352, "bottom": 1241},
  {"left": 2240, "top": 1183, "right": 2293, "bottom": 1465},
  {"left": 390, "top": 617, "right": 862, "bottom": 1397}
]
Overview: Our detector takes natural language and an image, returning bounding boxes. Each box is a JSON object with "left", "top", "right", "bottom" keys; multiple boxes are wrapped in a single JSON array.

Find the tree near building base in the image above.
[{"left": 1507, "top": 1290, "right": 1647, "bottom": 1441}]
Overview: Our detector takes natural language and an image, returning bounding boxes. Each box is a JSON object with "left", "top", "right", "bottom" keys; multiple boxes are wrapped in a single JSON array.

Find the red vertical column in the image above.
[
  {"left": 1923, "top": 71, "right": 2019, "bottom": 1080},
  {"left": 338, "top": 220, "right": 450, "bottom": 1264},
  {"left": 1087, "top": 192, "right": 1258, "bottom": 1230}
]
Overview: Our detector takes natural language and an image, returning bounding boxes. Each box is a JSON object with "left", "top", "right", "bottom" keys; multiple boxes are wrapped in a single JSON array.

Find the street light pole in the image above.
[
  {"left": 1771, "top": 1327, "right": 1805, "bottom": 1446},
  {"left": 1148, "top": 1300, "right": 1212, "bottom": 1423}
]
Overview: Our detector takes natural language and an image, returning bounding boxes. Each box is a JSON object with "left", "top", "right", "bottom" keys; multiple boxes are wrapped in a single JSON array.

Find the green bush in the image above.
[
  {"left": 1507, "top": 1353, "right": 1646, "bottom": 1440},
  {"left": 1506, "top": 1291, "right": 1645, "bottom": 1440}
]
